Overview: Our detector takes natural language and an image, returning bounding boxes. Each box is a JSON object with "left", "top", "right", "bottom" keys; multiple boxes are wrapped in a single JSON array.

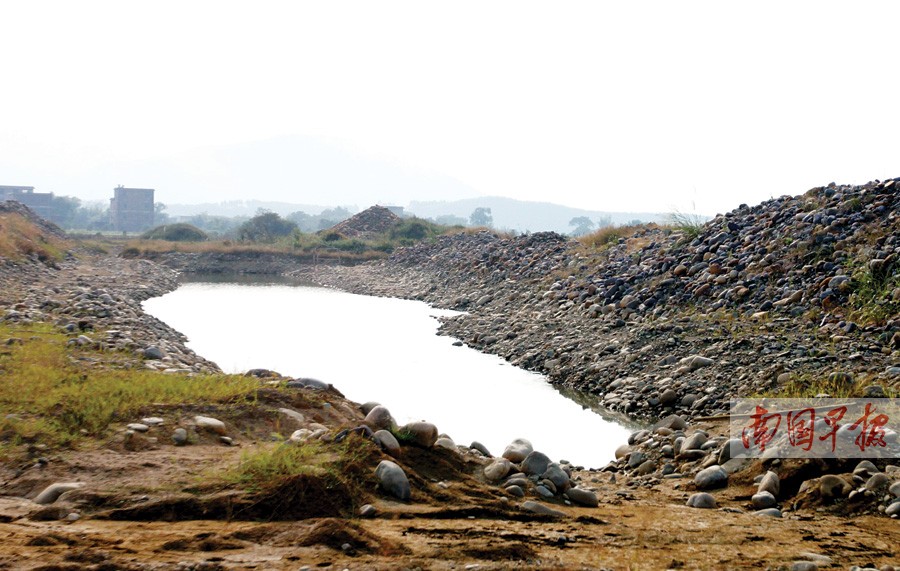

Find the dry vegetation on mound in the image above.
[{"left": 0, "top": 210, "right": 68, "bottom": 262}]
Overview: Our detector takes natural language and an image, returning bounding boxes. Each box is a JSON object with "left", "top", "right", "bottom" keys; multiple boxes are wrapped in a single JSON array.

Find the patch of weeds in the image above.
[
  {"left": 222, "top": 435, "right": 379, "bottom": 519},
  {"left": 578, "top": 224, "right": 648, "bottom": 250},
  {"left": 847, "top": 258, "right": 899, "bottom": 326},
  {"left": 761, "top": 371, "right": 896, "bottom": 399},
  {"left": 0, "top": 212, "right": 68, "bottom": 262},
  {"left": 665, "top": 209, "right": 706, "bottom": 241},
  {"left": 845, "top": 197, "right": 863, "bottom": 213},
  {"left": 0, "top": 322, "right": 259, "bottom": 457},
  {"left": 226, "top": 441, "right": 326, "bottom": 492}
]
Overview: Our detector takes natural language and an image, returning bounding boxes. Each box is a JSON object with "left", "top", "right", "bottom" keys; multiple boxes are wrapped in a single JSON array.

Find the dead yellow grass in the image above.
[
  {"left": 578, "top": 223, "right": 660, "bottom": 251},
  {"left": 0, "top": 212, "right": 68, "bottom": 262}
]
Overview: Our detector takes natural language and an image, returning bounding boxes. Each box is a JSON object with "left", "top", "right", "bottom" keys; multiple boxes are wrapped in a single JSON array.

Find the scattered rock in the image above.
[
  {"left": 194, "top": 415, "right": 226, "bottom": 436},
  {"left": 521, "top": 500, "right": 566, "bottom": 517},
  {"left": 502, "top": 438, "right": 534, "bottom": 463},
  {"left": 470, "top": 441, "right": 492, "bottom": 457},
  {"left": 565, "top": 487, "right": 599, "bottom": 507},
  {"left": 686, "top": 492, "right": 717, "bottom": 509},
  {"left": 694, "top": 466, "right": 728, "bottom": 490},
  {"left": 752, "top": 491, "right": 777, "bottom": 510},
  {"left": 171, "top": 428, "right": 189, "bottom": 446},
  {"left": 142, "top": 346, "right": 164, "bottom": 360},
  {"left": 359, "top": 504, "right": 376, "bottom": 518},
  {"left": 364, "top": 405, "right": 396, "bottom": 431},
  {"left": 33, "top": 483, "right": 83, "bottom": 505},
  {"left": 758, "top": 471, "right": 780, "bottom": 496},
  {"left": 398, "top": 422, "right": 438, "bottom": 448},
  {"left": 373, "top": 430, "right": 401, "bottom": 457},
  {"left": 375, "top": 460, "right": 411, "bottom": 501},
  {"left": 819, "top": 475, "right": 852, "bottom": 499},
  {"left": 484, "top": 458, "right": 513, "bottom": 482},
  {"left": 521, "top": 451, "right": 552, "bottom": 476}
]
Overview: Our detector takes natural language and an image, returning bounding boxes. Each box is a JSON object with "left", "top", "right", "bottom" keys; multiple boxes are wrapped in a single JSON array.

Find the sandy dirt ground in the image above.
[{"left": 1, "top": 391, "right": 897, "bottom": 571}]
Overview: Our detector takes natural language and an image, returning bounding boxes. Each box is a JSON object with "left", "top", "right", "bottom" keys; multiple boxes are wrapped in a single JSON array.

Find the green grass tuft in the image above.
[{"left": 0, "top": 322, "right": 259, "bottom": 456}]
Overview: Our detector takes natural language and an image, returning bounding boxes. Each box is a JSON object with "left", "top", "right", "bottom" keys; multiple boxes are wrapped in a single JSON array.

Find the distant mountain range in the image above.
[{"left": 407, "top": 196, "right": 667, "bottom": 234}]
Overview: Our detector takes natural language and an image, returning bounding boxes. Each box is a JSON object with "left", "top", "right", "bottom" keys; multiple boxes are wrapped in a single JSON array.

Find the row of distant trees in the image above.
[
  {"left": 467, "top": 209, "right": 643, "bottom": 237},
  {"left": 38, "top": 197, "right": 358, "bottom": 236},
  {"left": 39, "top": 196, "right": 636, "bottom": 238}
]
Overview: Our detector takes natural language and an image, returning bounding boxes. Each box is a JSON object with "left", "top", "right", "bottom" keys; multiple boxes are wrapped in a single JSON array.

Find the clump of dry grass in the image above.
[{"left": 578, "top": 223, "right": 652, "bottom": 249}]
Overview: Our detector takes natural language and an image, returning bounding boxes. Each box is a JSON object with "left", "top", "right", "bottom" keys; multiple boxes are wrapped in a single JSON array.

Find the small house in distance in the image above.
[{"left": 109, "top": 186, "right": 154, "bottom": 232}]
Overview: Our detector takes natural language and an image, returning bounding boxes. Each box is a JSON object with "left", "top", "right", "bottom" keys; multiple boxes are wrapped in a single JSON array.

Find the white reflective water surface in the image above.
[{"left": 143, "top": 281, "right": 633, "bottom": 467}]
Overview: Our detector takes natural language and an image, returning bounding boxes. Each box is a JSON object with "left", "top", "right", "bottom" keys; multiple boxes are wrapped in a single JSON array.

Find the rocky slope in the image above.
[
  {"left": 0, "top": 205, "right": 220, "bottom": 374},
  {"left": 299, "top": 179, "right": 900, "bottom": 422}
]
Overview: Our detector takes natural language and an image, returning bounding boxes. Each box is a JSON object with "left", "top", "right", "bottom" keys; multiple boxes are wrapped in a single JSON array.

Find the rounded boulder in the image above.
[
  {"left": 694, "top": 465, "right": 728, "bottom": 490},
  {"left": 399, "top": 422, "right": 438, "bottom": 448},
  {"left": 502, "top": 438, "right": 534, "bottom": 463},
  {"left": 484, "top": 458, "right": 513, "bottom": 482},
  {"left": 364, "top": 406, "right": 396, "bottom": 431},
  {"left": 521, "top": 451, "right": 552, "bottom": 476},
  {"left": 373, "top": 430, "right": 401, "bottom": 458},
  {"left": 375, "top": 460, "right": 411, "bottom": 501},
  {"left": 686, "top": 492, "right": 717, "bottom": 509}
]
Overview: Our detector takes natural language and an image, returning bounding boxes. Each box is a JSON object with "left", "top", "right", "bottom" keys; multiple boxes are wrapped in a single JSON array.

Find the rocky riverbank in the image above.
[
  {"left": 0, "top": 208, "right": 219, "bottom": 374},
  {"left": 295, "top": 179, "right": 900, "bottom": 423},
  {"left": 2, "top": 185, "right": 900, "bottom": 569}
]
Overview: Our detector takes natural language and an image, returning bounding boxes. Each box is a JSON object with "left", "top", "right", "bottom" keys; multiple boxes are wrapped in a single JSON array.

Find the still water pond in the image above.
[{"left": 143, "top": 280, "right": 633, "bottom": 467}]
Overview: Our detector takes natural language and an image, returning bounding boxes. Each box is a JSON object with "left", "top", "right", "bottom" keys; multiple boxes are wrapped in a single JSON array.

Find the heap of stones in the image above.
[
  {"left": 353, "top": 400, "right": 601, "bottom": 515},
  {"left": 364, "top": 179, "right": 900, "bottom": 420},
  {"left": 612, "top": 414, "right": 900, "bottom": 520},
  {"left": 323, "top": 205, "right": 402, "bottom": 239}
]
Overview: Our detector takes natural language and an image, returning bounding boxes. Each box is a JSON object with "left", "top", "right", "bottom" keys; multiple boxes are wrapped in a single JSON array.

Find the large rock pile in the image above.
[
  {"left": 613, "top": 414, "right": 900, "bottom": 520},
  {"left": 323, "top": 205, "right": 402, "bottom": 239},
  {"left": 303, "top": 178, "right": 900, "bottom": 421}
]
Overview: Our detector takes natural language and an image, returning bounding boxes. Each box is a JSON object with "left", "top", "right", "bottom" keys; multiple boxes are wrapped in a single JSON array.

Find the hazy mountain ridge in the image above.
[
  {"left": 164, "top": 200, "right": 356, "bottom": 218},
  {"left": 407, "top": 196, "right": 667, "bottom": 234}
]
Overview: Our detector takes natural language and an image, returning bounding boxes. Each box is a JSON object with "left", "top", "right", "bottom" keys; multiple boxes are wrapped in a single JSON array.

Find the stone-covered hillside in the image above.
[{"left": 312, "top": 179, "right": 900, "bottom": 421}]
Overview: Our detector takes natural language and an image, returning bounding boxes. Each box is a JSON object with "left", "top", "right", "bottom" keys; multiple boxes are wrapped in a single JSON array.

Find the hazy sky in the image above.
[{"left": 2, "top": 1, "right": 899, "bottom": 215}]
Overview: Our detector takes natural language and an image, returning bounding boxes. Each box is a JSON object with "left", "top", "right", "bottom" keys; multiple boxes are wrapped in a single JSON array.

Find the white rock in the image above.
[
  {"left": 194, "top": 415, "right": 226, "bottom": 435},
  {"left": 33, "top": 482, "right": 83, "bottom": 505}
]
